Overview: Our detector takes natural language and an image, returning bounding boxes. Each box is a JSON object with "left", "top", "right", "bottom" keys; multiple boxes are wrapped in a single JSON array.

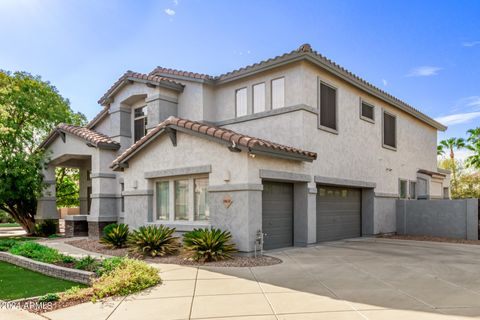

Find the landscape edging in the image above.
[{"left": 0, "top": 251, "right": 94, "bottom": 285}]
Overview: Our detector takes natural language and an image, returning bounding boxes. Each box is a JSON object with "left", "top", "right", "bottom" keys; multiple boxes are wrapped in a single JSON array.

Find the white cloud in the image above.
[
  {"left": 164, "top": 8, "right": 175, "bottom": 16},
  {"left": 462, "top": 41, "right": 480, "bottom": 47},
  {"left": 173, "top": 0, "right": 179, "bottom": 5},
  {"left": 435, "top": 112, "right": 480, "bottom": 126},
  {"left": 406, "top": 66, "right": 442, "bottom": 77},
  {"left": 382, "top": 79, "right": 388, "bottom": 86}
]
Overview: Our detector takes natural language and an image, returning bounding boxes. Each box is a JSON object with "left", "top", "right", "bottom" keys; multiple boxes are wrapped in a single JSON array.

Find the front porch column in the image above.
[
  {"left": 36, "top": 165, "right": 59, "bottom": 225},
  {"left": 78, "top": 167, "right": 89, "bottom": 215},
  {"left": 87, "top": 150, "right": 119, "bottom": 238}
]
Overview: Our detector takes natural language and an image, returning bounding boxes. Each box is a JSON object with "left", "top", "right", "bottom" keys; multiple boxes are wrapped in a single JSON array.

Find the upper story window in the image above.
[
  {"left": 134, "top": 106, "right": 148, "bottom": 142},
  {"left": 360, "top": 100, "right": 375, "bottom": 123},
  {"left": 319, "top": 82, "right": 337, "bottom": 132},
  {"left": 235, "top": 87, "right": 248, "bottom": 117},
  {"left": 271, "top": 77, "right": 285, "bottom": 109},
  {"left": 253, "top": 83, "right": 266, "bottom": 113},
  {"left": 382, "top": 111, "right": 397, "bottom": 149},
  {"left": 409, "top": 181, "right": 416, "bottom": 199}
]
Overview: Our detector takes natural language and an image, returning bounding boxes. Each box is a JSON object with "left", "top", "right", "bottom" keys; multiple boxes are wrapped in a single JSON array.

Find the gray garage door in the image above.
[
  {"left": 262, "top": 181, "right": 294, "bottom": 250},
  {"left": 316, "top": 185, "right": 361, "bottom": 242}
]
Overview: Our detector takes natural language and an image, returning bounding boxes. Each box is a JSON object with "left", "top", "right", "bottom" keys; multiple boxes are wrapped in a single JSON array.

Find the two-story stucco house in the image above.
[{"left": 37, "top": 44, "right": 449, "bottom": 252}]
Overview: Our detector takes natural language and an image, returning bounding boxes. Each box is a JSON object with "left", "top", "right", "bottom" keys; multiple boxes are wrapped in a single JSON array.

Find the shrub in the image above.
[
  {"left": 95, "top": 257, "right": 124, "bottom": 276},
  {"left": 34, "top": 220, "right": 58, "bottom": 237},
  {"left": 92, "top": 258, "right": 160, "bottom": 299},
  {"left": 128, "top": 225, "right": 179, "bottom": 257},
  {"left": 0, "top": 210, "right": 15, "bottom": 223},
  {"left": 0, "top": 239, "right": 19, "bottom": 251},
  {"left": 100, "top": 223, "right": 129, "bottom": 248},
  {"left": 9, "top": 242, "right": 70, "bottom": 264},
  {"left": 38, "top": 293, "right": 60, "bottom": 303},
  {"left": 74, "top": 256, "right": 99, "bottom": 272},
  {"left": 183, "top": 228, "right": 237, "bottom": 262}
]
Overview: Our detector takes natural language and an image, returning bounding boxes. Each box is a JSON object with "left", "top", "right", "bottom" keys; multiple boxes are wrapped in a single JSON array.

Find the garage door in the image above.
[
  {"left": 262, "top": 181, "right": 294, "bottom": 250},
  {"left": 316, "top": 186, "right": 361, "bottom": 242}
]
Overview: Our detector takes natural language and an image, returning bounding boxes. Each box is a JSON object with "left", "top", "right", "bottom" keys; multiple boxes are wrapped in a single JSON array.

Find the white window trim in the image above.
[
  {"left": 235, "top": 87, "right": 248, "bottom": 118},
  {"left": 359, "top": 98, "right": 375, "bottom": 124},
  {"left": 252, "top": 82, "right": 266, "bottom": 114},
  {"left": 382, "top": 109, "right": 397, "bottom": 151},
  {"left": 154, "top": 175, "right": 209, "bottom": 224},
  {"left": 270, "top": 77, "right": 286, "bottom": 110},
  {"left": 409, "top": 180, "right": 417, "bottom": 199},
  {"left": 317, "top": 78, "right": 339, "bottom": 134}
]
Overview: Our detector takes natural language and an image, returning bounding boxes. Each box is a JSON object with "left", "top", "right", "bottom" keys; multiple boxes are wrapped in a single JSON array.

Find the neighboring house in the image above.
[{"left": 37, "top": 44, "right": 450, "bottom": 251}]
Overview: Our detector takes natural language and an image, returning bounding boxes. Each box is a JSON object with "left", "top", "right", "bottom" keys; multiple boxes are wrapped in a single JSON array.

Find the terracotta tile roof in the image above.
[
  {"left": 149, "top": 44, "right": 445, "bottom": 131},
  {"left": 111, "top": 116, "right": 317, "bottom": 168},
  {"left": 40, "top": 124, "right": 120, "bottom": 150},
  {"left": 98, "top": 71, "right": 185, "bottom": 105},
  {"left": 86, "top": 107, "right": 109, "bottom": 129},
  {"left": 149, "top": 67, "right": 214, "bottom": 81}
]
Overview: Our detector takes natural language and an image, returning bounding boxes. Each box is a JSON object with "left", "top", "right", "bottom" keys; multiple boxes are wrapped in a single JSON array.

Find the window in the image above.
[
  {"left": 235, "top": 88, "right": 247, "bottom": 117},
  {"left": 360, "top": 100, "right": 375, "bottom": 122},
  {"left": 443, "top": 187, "right": 449, "bottom": 199},
  {"left": 271, "top": 78, "right": 285, "bottom": 109},
  {"left": 409, "top": 181, "right": 416, "bottom": 199},
  {"left": 399, "top": 179, "right": 408, "bottom": 199},
  {"left": 319, "top": 82, "right": 337, "bottom": 131},
  {"left": 174, "top": 180, "right": 189, "bottom": 221},
  {"left": 383, "top": 111, "right": 397, "bottom": 149},
  {"left": 134, "top": 106, "right": 148, "bottom": 142},
  {"left": 253, "top": 83, "right": 266, "bottom": 113},
  {"left": 156, "top": 181, "right": 169, "bottom": 220},
  {"left": 120, "top": 183, "right": 125, "bottom": 212},
  {"left": 194, "top": 178, "right": 209, "bottom": 221}
]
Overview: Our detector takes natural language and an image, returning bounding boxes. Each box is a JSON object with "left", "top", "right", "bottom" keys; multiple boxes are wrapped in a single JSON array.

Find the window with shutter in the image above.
[
  {"left": 319, "top": 82, "right": 337, "bottom": 131},
  {"left": 360, "top": 101, "right": 375, "bottom": 122},
  {"left": 383, "top": 111, "right": 396, "bottom": 149}
]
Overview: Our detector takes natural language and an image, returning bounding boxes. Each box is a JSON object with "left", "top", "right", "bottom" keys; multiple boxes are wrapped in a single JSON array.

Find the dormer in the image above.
[{"left": 96, "top": 71, "right": 184, "bottom": 151}]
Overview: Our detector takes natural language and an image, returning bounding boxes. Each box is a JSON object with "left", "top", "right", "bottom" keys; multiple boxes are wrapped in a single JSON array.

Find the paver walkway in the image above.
[{"left": 4, "top": 238, "right": 480, "bottom": 319}]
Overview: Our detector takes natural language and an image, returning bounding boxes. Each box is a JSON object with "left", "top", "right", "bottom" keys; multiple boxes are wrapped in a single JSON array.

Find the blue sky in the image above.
[{"left": 1, "top": 0, "right": 479, "bottom": 155}]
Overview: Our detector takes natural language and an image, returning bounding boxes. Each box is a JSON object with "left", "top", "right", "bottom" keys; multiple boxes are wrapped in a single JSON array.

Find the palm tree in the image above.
[
  {"left": 466, "top": 128, "right": 480, "bottom": 170},
  {"left": 437, "top": 145, "right": 445, "bottom": 156},
  {"left": 439, "top": 138, "right": 465, "bottom": 194}
]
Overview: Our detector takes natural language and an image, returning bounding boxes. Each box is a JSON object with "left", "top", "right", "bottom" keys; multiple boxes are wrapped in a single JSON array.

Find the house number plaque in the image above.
[{"left": 223, "top": 195, "right": 233, "bottom": 208}]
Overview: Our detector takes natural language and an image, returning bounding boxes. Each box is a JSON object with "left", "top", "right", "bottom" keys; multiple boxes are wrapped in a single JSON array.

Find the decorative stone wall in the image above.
[
  {"left": 88, "top": 221, "right": 115, "bottom": 239},
  {"left": 65, "top": 220, "right": 88, "bottom": 237},
  {"left": 0, "top": 252, "right": 94, "bottom": 285}
]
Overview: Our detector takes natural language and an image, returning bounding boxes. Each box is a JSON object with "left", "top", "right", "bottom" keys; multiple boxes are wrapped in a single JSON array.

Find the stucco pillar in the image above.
[
  {"left": 87, "top": 149, "right": 118, "bottom": 238},
  {"left": 307, "top": 183, "right": 317, "bottom": 244},
  {"left": 78, "top": 167, "right": 89, "bottom": 215},
  {"left": 146, "top": 94, "right": 178, "bottom": 131},
  {"left": 36, "top": 165, "right": 59, "bottom": 223},
  {"left": 208, "top": 184, "right": 263, "bottom": 252}
]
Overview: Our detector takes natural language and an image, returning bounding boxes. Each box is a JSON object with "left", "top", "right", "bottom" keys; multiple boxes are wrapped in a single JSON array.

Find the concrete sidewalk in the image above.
[{"left": 35, "top": 238, "right": 480, "bottom": 320}]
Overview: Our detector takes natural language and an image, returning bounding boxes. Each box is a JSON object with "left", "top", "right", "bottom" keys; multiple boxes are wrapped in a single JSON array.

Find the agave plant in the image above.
[
  {"left": 128, "top": 225, "right": 179, "bottom": 257},
  {"left": 100, "top": 223, "right": 130, "bottom": 248},
  {"left": 183, "top": 228, "right": 237, "bottom": 262}
]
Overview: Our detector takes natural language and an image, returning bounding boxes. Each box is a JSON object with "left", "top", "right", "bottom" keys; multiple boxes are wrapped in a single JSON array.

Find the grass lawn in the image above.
[
  {"left": 0, "top": 261, "right": 85, "bottom": 300},
  {"left": 0, "top": 223, "right": 20, "bottom": 228}
]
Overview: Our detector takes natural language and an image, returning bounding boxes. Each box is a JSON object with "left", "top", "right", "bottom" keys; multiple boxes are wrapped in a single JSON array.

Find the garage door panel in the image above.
[
  {"left": 317, "top": 185, "right": 361, "bottom": 242},
  {"left": 262, "top": 181, "right": 293, "bottom": 250}
]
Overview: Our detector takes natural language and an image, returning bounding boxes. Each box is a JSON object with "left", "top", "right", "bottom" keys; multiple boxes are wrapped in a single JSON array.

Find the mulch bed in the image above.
[
  {"left": 66, "top": 239, "right": 282, "bottom": 267},
  {"left": 378, "top": 234, "right": 480, "bottom": 245}
]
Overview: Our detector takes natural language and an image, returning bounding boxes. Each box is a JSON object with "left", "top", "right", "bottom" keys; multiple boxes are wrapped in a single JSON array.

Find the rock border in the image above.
[{"left": 0, "top": 252, "right": 94, "bottom": 285}]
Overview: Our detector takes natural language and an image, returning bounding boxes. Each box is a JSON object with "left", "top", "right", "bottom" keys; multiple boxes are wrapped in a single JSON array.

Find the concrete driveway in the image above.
[{"left": 41, "top": 238, "right": 480, "bottom": 320}]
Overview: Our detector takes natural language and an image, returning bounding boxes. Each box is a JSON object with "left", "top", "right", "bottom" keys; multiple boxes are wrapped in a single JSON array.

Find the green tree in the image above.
[
  {"left": 0, "top": 71, "right": 85, "bottom": 234},
  {"left": 55, "top": 168, "right": 80, "bottom": 208},
  {"left": 454, "top": 173, "right": 480, "bottom": 199},
  {"left": 438, "top": 138, "right": 466, "bottom": 195},
  {"left": 465, "top": 127, "right": 480, "bottom": 170}
]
